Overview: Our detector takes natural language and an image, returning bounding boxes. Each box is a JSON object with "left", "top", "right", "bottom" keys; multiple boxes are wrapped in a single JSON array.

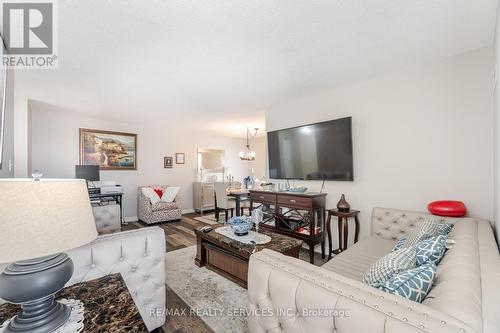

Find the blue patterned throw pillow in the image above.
[
  {"left": 392, "top": 237, "right": 407, "bottom": 251},
  {"left": 379, "top": 262, "right": 437, "bottom": 302},
  {"left": 415, "top": 235, "right": 447, "bottom": 266},
  {"left": 436, "top": 223, "right": 453, "bottom": 236},
  {"left": 363, "top": 246, "right": 416, "bottom": 288}
]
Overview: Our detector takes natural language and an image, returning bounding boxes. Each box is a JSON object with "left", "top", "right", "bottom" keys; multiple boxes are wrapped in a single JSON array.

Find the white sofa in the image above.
[
  {"left": 1, "top": 227, "right": 166, "bottom": 332},
  {"left": 248, "top": 207, "right": 500, "bottom": 333}
]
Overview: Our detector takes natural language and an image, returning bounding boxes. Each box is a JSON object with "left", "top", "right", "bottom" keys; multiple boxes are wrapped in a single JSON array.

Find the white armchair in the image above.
[
  {"left": 138, "top": 185, "right": 182, "bottom": 224},
  {"left": 1, "top": 227, "right": 166, "bottom": 331},
  {"left": 66, "top": 227, "right": 166, "bottom": 331}
]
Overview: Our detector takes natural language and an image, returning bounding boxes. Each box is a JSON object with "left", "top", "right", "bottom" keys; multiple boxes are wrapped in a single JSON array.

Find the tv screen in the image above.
[
  {"left": 268, "top": 117, "right": 353, "bottom": 181},
  {"left": 75, "top": 165, "right": 100, "bottom": 182}
]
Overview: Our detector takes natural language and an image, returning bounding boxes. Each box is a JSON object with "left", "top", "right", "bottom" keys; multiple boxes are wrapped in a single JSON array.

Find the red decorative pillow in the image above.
[
  {"left": 427, "top": 201, "right": 467, "bottom": 217},
  {"left": 153, "top": 188, "right": 163, "bottom": 198}
]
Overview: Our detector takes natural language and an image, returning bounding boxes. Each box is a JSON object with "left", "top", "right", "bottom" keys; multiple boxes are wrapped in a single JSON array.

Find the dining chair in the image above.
[
  {"left": 214, "top": 182, "right": 236, "bottom": 222},
  {"left": 214, "top": 182, "right": 253, "bottom": 221}
]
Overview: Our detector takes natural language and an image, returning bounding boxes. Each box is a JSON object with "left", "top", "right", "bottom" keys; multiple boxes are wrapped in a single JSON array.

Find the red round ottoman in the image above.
[{"left": 427, "top": 200, "right": 467, "bottom": 217}]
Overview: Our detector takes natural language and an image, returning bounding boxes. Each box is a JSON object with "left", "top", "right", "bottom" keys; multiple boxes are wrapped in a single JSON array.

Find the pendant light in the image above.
[{"left": 239, "top": 127, "right": 259, "bottom": 161}]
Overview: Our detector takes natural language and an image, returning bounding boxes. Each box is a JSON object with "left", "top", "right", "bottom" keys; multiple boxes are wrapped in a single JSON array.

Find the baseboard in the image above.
[
  {"left": 123, "top": 215, "right": 138, "bottom": 223},
  {"left": 182, "top": 208, "right": 195, "bottom": 214}
]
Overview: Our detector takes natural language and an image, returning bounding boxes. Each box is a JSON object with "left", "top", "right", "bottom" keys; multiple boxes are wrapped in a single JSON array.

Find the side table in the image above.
[
  {"left": 326, "top": 209, "right": 360, "bottom": 260},
  {"left": 0, "top": 274, "right": 148, "bottom": 333}
]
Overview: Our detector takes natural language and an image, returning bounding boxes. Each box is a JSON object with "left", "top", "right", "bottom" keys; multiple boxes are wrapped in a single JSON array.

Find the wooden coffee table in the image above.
[{"left": 195, "top": 227, "right": 303, "bottom": 288}]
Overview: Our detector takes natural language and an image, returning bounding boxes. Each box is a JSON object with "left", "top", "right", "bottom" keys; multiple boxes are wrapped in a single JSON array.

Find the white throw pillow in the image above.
[
  {"left": 142, "top": 187, "right": 161, "bottom": 205},
  {"left": 161, "top": 186, "right": 180, "bottom": 203}
]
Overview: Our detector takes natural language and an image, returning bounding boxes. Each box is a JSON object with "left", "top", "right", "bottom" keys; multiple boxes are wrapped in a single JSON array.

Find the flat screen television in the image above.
[
  {"left": 267, "top": 117, "right": 353, "bottom": 181},
  {"left": 75, "top": 165, "right": 100, "bottom": 182}
]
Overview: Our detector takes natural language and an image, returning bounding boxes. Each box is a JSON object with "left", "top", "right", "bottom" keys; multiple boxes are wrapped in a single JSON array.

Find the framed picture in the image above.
[
  {"left": 175, "top": 152, "right": 185, "bottom": 164},
  {"left": 164, "top": 157, "right": 173, "bottom": 168},
  {"left": 79, "top": 128, "right": 137, "bottom": 170}
]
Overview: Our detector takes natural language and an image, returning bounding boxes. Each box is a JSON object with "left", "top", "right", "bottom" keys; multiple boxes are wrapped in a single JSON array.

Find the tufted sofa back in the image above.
[
  {"left": 371, "top": 207, "right": 463, "bottom": 241},
  {"left": 66, "top": 227, "right": 166, "bottom": 331}
]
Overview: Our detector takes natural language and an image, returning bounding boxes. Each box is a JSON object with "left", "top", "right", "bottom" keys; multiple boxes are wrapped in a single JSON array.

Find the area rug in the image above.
[
  {"left": 193, "top": 213, "right": 225, "bottom": 225},
  {"left": 165, "top": 246, "right": 249, "bottom": 333}
]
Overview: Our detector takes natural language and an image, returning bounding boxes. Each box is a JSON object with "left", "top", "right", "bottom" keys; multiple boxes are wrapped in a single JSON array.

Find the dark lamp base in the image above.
[{"left": 0, "top": 253, "right": 74, "bottom": 333}]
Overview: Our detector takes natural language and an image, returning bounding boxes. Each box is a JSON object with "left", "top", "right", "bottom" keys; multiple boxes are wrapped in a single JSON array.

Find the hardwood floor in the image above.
[
  {"left": 123, "top": 215, "right": 208, "bottom": 252},
  {"left": 123, "top": 214, "right": 216, "bottom": 333},
  {"left": 123, "top": 212, "right": 328, "bottom": 333}
]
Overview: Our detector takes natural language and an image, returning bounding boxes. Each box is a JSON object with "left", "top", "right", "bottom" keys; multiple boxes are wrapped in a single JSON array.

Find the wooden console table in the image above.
[{"left": 249, "top": 189, "right": 327, "bottom": 264}]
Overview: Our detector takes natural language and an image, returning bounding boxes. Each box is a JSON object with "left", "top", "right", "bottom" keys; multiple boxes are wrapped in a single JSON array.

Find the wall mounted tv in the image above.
[{"left": 267, "top": 117, "right": 353, "bottom": 181}]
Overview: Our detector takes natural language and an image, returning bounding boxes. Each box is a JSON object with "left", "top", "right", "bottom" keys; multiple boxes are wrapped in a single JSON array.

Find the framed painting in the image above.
[
  {"left": 164, "top": 157, "right": 173, "bottom": 168},
  {"left": 79, "top": 128, "right": 137, "bottom": 170},
  {"left": 175, "top": 152, "right": 185, "bottom": 164}
]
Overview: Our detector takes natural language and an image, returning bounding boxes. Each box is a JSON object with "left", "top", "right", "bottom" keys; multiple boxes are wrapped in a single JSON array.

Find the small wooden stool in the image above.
[{"left": 326, "top": 209, "right": 360, "bottom": 260}]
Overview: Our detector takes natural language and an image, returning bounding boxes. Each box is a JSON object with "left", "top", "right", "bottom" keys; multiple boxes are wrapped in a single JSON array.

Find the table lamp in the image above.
[{"left": 0, "top": 179, "right": 98, "bottom": 333}]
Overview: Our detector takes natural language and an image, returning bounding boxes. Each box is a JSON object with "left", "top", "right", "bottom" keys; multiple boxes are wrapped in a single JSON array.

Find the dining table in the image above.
[{"left": 228, "top": 189, "right": 250, "bottom": 216}]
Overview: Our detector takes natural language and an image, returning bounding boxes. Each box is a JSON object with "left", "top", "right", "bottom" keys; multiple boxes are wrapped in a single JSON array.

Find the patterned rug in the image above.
[{"left": 165, "top": 246, "right": 248, "bottom": 333}]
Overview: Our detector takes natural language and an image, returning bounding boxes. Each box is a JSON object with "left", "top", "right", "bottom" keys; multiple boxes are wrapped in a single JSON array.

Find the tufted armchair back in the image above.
[
  {"left": 371, "top": 207, "right": 463, "bottom": 241},
  {"left": 66, "top": 227, "right": 166, "bottom": 331}
]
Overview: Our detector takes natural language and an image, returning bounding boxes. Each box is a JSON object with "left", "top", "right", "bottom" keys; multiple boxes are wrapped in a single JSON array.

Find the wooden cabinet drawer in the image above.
[
  {"left": 204, "top": 243, "right": 248, "bottom": 287},
  {"left": 250, "top": 192, "right": 276, "bottom": 204},
  {"left": 277, "top": 195, "right": 312, "bottom": 209}
]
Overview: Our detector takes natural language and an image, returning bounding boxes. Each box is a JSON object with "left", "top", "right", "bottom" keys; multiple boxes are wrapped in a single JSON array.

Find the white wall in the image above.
[
  {"left": 248, "top": 136, "right": 267, "bottom": 180},
  {"left": 0, "top": 70, "right": 15, "bottom": 178},
  {"left": 29, "top": 103, "right": 263, "bottom": 220},
  {"left": 494, "top": 3, "right": 500, "bottom": 244},
  {"left": 267, "top": 47, "right": 495, "bottom": 248}
]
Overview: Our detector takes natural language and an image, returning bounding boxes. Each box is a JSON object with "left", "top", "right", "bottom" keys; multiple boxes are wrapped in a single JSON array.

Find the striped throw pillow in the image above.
[
  {"left": 403, "top": 220, "right": 442, "bottom": 248},
  {"left": 364, "top": 246, "right": 416, "bottom": 288}
]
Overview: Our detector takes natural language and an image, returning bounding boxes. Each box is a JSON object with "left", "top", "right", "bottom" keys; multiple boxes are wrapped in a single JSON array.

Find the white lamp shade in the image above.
[{"left": 0, "top": 179, "right": 98, "bottom": 263}]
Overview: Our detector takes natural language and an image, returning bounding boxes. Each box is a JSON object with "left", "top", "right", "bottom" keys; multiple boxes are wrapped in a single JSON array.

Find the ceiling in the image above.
[{"left": 16, "top": 0, "right": 498, "bottom": 137}]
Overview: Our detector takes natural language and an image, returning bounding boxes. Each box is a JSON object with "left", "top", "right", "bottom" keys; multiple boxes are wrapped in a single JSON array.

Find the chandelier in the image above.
[{"left": 240, "top": 127, "right": 259, "bottom": 161}]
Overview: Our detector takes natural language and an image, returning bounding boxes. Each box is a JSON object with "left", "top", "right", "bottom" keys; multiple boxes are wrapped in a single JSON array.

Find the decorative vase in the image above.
[{"left": 337, "top": 194, "right": 350, "bottom": 212}]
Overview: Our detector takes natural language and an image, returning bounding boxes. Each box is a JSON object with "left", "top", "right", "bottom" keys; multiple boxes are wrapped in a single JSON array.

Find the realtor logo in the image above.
[
  {"left": 1, "top": 1, "right": 58, "bottom": 68},
  {"left": 3, "top": 2, "right": 53, "bottom": 54}
]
